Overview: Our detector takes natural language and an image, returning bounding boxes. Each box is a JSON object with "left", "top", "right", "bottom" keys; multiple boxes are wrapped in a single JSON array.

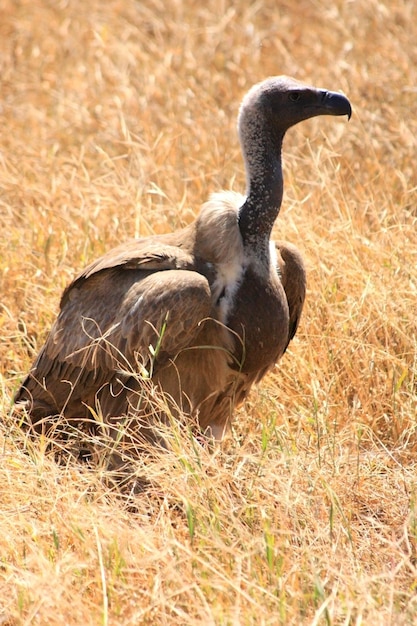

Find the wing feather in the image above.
[
  {"left": 274, "top": 241, "right": 306, "bottom": 349},
  {"left": 61, "top": 238, "right": 196, "bottom": 305},
  {"left": 16, "top": 240, "right": 213, "bottom": 419}
]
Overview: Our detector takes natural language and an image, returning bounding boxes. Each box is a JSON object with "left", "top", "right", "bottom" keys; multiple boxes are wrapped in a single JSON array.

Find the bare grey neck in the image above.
[{"left": 237, "top": 115, "right": 285, "bottom": 257}]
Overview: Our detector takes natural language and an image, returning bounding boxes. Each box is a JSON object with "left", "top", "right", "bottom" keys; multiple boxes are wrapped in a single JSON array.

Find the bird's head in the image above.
[{"left": 238, "top": 75, "right": 352, "bottom": 140}]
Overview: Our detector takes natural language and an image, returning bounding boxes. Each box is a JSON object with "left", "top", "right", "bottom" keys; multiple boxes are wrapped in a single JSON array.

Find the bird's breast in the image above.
[{"left": 224, "top": 266, "right": 290, "bottom": 375}]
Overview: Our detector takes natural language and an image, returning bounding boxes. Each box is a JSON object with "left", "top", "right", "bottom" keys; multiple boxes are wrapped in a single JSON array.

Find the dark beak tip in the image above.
[
  {"left": 325, "top": 90, "right": 352, "bottom": 120},
  {"left": 346, "top": 101, "right": 353, "bottom": 121},
  {"left": 340, "top": 97, "right": 353, "bottom": 121}
]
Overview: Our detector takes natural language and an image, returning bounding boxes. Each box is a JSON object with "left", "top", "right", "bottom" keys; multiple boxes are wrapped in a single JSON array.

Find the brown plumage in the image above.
[{"left": 15, "top": 76, "right": 351, "bottom": 452}]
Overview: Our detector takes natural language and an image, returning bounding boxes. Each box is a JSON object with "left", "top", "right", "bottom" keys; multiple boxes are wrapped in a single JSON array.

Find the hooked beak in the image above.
[{"left": 320, "top": 90, "right": 352, "bottom": 120}]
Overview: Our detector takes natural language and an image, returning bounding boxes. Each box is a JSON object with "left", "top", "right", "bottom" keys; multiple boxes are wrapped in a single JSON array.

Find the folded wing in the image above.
[{"left": 16, "top": 241, "right": 213, "bottom": 423}]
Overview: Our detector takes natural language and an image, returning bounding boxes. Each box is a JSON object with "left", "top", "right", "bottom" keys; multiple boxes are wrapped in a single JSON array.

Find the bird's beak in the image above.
[{"left": 320, "top": 90, "right": 352, "bottom": 120}]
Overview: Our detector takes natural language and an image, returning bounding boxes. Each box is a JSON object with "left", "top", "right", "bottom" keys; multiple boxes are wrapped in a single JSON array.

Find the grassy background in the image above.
[{"left": 1, "top": 0, "right": 417, "bottom": 623}]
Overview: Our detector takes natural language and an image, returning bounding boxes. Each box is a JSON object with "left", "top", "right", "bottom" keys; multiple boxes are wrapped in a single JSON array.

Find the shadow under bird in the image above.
[{"left": 15, "top": 76, "right": 351, "bottom": 455}]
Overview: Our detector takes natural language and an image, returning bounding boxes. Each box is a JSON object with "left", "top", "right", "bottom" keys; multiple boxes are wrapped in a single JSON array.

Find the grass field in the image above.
[{"left": 1, "top": 0, "right": 417, "bottom": 623}]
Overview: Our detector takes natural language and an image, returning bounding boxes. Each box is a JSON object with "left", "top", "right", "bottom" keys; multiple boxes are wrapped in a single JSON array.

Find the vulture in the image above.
[{"left": 15, "top": 76, "right": 351, "bottom": 459}]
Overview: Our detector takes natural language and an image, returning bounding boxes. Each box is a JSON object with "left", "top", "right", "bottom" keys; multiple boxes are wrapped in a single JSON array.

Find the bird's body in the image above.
[{"left": 15, "top": 76, "right": 351, "bottom": 452}]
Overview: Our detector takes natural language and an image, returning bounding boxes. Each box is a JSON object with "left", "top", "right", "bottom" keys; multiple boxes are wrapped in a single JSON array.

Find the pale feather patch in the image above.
[
  {"left": 269, "top": 240, "right": 281, "bottom": 283},
  {"left": 196, "top": 191, "right": 246, "bottom": 322},
  {"left": 269, "top": 239, "right": 278, "bottom": 270}
]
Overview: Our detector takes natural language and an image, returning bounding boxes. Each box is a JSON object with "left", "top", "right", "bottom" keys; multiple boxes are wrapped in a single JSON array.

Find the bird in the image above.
[{"left": 15, "top": 76, "right": 351, "bottom": 461}]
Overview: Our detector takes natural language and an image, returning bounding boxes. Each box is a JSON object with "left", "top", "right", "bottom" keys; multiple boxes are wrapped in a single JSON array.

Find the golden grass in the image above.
[{"left": 1, "top": 0, "right": 417, "bottom": 623}]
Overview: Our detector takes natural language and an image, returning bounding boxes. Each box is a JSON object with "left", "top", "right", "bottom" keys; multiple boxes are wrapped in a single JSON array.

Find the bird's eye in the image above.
[{"left": 289, "top": 91, "right": 301, "bottom": 102}]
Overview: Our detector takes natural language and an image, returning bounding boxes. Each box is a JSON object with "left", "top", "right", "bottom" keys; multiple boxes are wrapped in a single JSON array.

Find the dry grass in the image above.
[{"left": 1, "top": 0, "right": 417, "bottom": 623}]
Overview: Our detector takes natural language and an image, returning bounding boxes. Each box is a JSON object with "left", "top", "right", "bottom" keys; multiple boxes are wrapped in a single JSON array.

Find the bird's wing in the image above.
[
  {"left": 274, "top": 240, "right": 306, "bottom": 346},
  {"left": 60, "top": 237, "right": 197, "bottom": 306},
  {"left": 17, "top": 240, "right": 213, "bottom": 409}
]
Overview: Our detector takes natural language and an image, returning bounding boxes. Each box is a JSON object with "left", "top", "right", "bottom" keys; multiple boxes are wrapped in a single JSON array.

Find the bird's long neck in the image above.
[{"left": 238, "top": 123, "right": 285, "bottom": 256}]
